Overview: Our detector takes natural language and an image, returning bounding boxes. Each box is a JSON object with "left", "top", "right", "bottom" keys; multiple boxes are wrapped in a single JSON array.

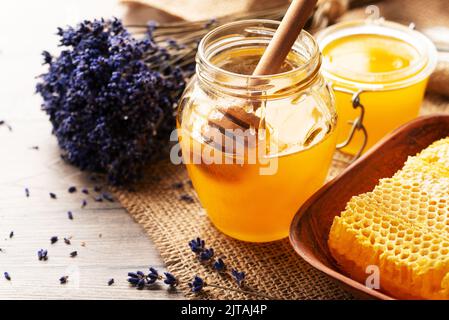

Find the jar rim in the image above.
[
  {"left": 316, "top": 19, "right": 438, "bottom": 91},
  {"left": 196, "top": 19, "right": 321, "bottom": 92}
]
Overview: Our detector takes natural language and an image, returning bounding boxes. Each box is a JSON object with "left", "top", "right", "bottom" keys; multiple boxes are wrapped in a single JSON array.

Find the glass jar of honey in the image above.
[
  {"left": 316, "top": 19, "right": 438, "bottom": 155},
  {"left": 177, "top": 20, "right": 337, "bottom": 242}
]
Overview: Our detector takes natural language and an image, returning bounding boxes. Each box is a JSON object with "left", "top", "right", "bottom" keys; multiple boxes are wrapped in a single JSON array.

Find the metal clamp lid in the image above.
[{"left": 333, "top": 86, "right": 368, "bottom": 161}]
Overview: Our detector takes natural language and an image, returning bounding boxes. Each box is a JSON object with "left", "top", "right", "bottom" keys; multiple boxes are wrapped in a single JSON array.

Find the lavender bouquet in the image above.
[{"left": 36, "top": 19, "right": 186, "bottom": 185}]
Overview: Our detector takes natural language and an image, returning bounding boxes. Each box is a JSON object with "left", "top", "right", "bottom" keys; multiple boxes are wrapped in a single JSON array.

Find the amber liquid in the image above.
[
  {"left": 322, "top": 34, "right": 427, "bottom": 154},
  {"left": 178, "top": 48, "right": 336, "bottom": 242}
]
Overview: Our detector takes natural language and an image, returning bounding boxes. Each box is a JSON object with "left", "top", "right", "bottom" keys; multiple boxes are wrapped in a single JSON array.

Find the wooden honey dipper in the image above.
[{"left": 205, "top": 0, "right": 318, "bottom": 151}]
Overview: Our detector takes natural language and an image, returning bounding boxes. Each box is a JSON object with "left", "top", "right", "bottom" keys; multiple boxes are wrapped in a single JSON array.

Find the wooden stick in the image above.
[
  {"left": 253, "top": 0, "right": 318, "bottom": 76},
  {"left": 205, "top": 0, "right": 318, "bottom": 148}
]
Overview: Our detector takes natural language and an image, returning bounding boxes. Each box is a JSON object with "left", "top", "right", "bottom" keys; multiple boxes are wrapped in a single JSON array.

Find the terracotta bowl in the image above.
[{"left": 289, "top": 115, "right": 449, "bottom": 300}]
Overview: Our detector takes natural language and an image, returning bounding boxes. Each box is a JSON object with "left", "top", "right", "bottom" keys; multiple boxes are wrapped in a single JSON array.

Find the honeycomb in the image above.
[{"left": 328, "top": 137, "right": 449, "bottom": 299}]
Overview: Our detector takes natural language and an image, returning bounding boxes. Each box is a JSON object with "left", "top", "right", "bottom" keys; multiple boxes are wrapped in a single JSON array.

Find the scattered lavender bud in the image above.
[
  {"left": 9, "top": 231, "right": 13, "bottom": 239},
  {"left": 213, "top": 258, "right": 226, "bottom": 272},
  {"left": 70, "top": 251, "right": 77, "bottom": 258},
  {"left": 49, "top": 192, "right": 57, "bottom": 199},
  {"left": 59, "top": 276, "right": 68, "bottom": 284},
  {"left": 231, "top": 269, "right": 245, "bottom": 287},
  {"left": 189, "top": 237, "right": 205, "bottom": 253},
  {"left": 67, "top": 211, "right": 73, "bottom": 220},
  {"left": 0, "top": 120, "right": 12, "bottom": 131},
  {"left": 188, "top": 276, "right": 204, "bottom": 293},
  {"left": 147, "top": 267, "right": 159, "bottom": 284},
  {"left": 127, "top": 277, "right": 140, "bottom": 285},
  {"left": 172, "top": 182, "right": 183, "bottom": 189},
  {"left": 25, "top": 188, "right": 30, "bottom": 197},
  {"left": 81, "top": 188, "right": 89, "bottom": 195},
  {"left": 81, "top": 199, "right": 87, "bottom": 208},
  {"left": 30, "top": 146, "right": 39, "bottom": 150},
  {"left": 101, "top": 192, "right": 114, "bottom": 202},
  {"left": 180, "top": 194, "right": 194, "bottom": 203},
  {"left": 4, "top": 272, "right": 11, "bottom": 281},
  {"left": 163, "top": 272, "right": 178, "bottom": 287},
  {"left": 50, "top": 236, "right": 58, "bottom": 244},
  {"left": 137, "top": 279, "right": 145, "bottom": 290},
  {"left": 64, "top": 237, "right": 71, "bottom": 245},
  {"left": 199, "top": 248, "right": 214, "bottom": 262},
  {"left": 108, "top": 278, "right": 114, "bottom": 286},
  {"left": 68, "top": 186, "right": 77, "bottom": 193},
  {"left": 38, "top": 249, "right": 48, "bottom": 261},
  {"left": 94, "top": 195, "right": 103, "bottom": 202}
]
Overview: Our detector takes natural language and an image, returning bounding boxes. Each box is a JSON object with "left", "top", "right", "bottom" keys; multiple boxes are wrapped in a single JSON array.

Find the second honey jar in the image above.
[{"left": 317, "top": 19, "right": 438, "bottom": 155}]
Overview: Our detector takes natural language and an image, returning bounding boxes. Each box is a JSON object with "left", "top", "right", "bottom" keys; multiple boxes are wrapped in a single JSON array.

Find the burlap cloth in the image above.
[{"left": 114, "top": 0, "right": 449, "bottom": 299}]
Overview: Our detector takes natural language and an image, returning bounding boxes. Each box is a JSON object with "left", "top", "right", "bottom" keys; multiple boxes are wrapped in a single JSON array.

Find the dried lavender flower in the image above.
[
  {"left": 213, "top": 258, "right": 226, "bottom": 272},
  {"left": 25, "top": 188, "right": 30, "bottom": 197},
  {"left": 49, "top": 192, "right": 57, "bottom": 199},
  {"left": 0, "top": 120, "right": 12, "bottom": 131},
  {"left": 172, "top": 182, "right": 183, "bottom": 189},
  {"left": 64, "top": 237, "right": 71, "bottom": 245},
  {"left": 59, "top": 276, "right": 68, "bottom": 284},
  {"left": 189, "top": 237, "right": 205, "bottom": 254},
  {"left": 231, "top": 269, "right": 245, "bottom": 287},
  {"left": 147, "top": 267, "right": 159, "bottom": 284},
  {"left": 128, "top": 272, "right": 139, "bottom": 279},
  {"left": 199, "top": 248, "right": 214, "bottom": 262},
  {"left": 50, "top": 236, "right": 58, "bottom": 244},
  {"left": 81, "top": 199, "right": 87, "bottom": 208},
  {"left": 68, "top": 186, "right": 77, "bottom": 193},
  {"left": 101, "top": 192, "right": 114, "bottom": 202},
  {"left": 127, "top": 270, "right": 147, "bottom": 290},
  {"left": 67, "top": 211, "right": 73, "bottom": 220},
  {"left": 9, "top": 231, "right": 13, "bottom": 239},
  {"left": 70, "top": 251, "right": 77, "bottom": 258},
  {"left": 108, "top": 278, "right": 114, "bottom": 286},
  {"left": 188, "top": 276, "right": 205, "bottom": 293},
  {"left": 81, "top": 188, "right": 89, "bottom": 195},
  {"left": 36, "top": 18, "right": 185, "bottom": 185},
  {"left": 163, "top": 272, "right": 178, "bottom": 287},
  {"left": 38, "top": 249, "right": 48, "bottom": 261},
  {"left": 4, "top": 272, "right": 11, "bottom": 281},
  {"left": 180, "top": 194, "right": 194, "bottom": 203}
]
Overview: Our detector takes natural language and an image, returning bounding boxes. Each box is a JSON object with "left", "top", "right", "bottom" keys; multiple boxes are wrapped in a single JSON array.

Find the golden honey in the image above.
[
  {"left": 177, "top": 20, "right": 337, "bottom": 242},
  {"left": 317, "top": 20, "right": 437, "bottom": 155}
]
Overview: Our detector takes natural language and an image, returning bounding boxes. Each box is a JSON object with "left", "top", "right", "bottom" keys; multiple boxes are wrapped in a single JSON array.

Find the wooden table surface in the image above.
[{"left": 0, "top": 0, "right": 182, "bottom": 300}]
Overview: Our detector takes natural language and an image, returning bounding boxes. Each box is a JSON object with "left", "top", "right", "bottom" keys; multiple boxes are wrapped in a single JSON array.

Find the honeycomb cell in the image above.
[{"left": 328, "top": 137, "right": 449, "bottom": 300}]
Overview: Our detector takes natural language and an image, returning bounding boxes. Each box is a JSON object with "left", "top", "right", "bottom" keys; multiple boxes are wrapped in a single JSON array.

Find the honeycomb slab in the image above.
[{"left": 328, "top": 137, "right": 449, "bottom": 299}]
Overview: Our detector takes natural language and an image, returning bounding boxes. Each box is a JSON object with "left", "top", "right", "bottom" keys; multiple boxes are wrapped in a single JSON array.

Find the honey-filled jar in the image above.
[
  {"left": 177, "top": 20, "right": 337, "bottom": 242},
  {"left": 316, "top": 19, "right": 437, "bottom": 155}
]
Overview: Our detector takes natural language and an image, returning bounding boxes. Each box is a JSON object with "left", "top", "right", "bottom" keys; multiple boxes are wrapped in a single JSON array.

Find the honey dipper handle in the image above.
[{"left": 252, "top": 0, "right": 318, "bottom": 76}]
